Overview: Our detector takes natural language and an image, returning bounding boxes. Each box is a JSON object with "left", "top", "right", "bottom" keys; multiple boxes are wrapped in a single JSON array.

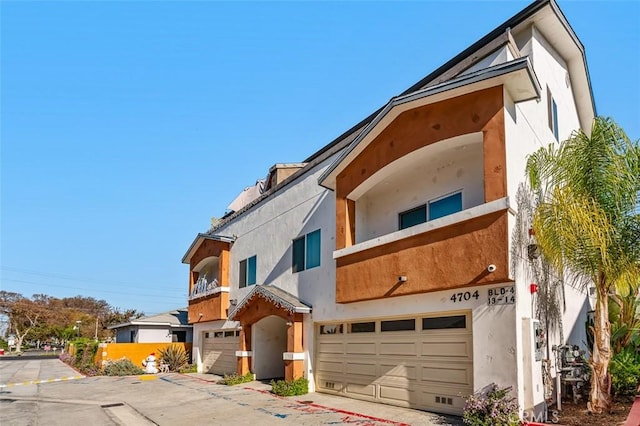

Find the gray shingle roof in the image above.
[
  {"left": 107, "top": 308, "right": 191, "bottom": 329},
  {"left": 229, "top": 286, "right": 311, "bottom": 320}
]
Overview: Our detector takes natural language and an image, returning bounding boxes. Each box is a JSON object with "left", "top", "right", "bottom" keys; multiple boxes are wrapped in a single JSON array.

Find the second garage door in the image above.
[
  {"left": 315, "top": 312, "right": 473, "bottom": 416},
  {"left": 202, "top": 330, "right": 239, "bottom": 375}
]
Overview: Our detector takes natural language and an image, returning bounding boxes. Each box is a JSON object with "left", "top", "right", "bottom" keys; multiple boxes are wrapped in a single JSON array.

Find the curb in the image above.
[{"left": 624, "top": 396, "right": 640, "bottom": 426}]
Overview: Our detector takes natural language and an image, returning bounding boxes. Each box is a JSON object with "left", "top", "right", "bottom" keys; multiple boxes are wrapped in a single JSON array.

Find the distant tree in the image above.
[
  {"left": 103, "top": 308, "right": 144, "bottom": 329},
  {"left": 0, "top": 291, "right": 50, "bottom": 353},
  {"left": 0, "top": 292, "right": 144, "bottom": 345}
]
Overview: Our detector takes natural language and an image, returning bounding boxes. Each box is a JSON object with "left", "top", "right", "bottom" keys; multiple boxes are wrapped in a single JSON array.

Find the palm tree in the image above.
[{"left": 526, "top": 117, "right": 640, "bottom": 414}]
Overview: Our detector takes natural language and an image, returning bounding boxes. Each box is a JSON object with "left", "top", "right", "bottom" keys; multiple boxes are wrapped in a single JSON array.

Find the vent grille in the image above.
[
  {"left": 435, "top": 396, "right": 453, "bottom": 405},
  {"left": 324, "top": 381, "right": 335, "bottom": 389}
]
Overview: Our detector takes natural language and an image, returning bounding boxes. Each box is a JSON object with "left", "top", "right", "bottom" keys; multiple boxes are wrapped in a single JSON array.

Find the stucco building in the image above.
[
  {"left": 108, "top": 308, "right": 193, "bottom": 344},
  {"left": 181, "top": 0, "right": 594, "bottom": 417}
]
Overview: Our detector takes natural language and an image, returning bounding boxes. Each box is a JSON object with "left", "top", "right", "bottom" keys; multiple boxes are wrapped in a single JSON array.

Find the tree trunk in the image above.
[
  {"left": 588, "top": 282, "right": 612, "bottom": 414},
  {"left": 12, "top": 322, "right": 32, "bottom": 354}
]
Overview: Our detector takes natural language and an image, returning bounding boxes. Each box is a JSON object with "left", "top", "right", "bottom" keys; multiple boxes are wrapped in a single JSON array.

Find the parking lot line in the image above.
[{"left": 0, "top": 375, "right": 86, "bottom": 388}]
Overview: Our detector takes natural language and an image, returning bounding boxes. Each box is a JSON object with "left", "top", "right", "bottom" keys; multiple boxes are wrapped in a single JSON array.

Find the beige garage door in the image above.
[
  {"left": 202, "top": 330, "right": 239, "bottom": 375},
  {"left": 315, "top": 312, "right": 473, "bottom": 416}
]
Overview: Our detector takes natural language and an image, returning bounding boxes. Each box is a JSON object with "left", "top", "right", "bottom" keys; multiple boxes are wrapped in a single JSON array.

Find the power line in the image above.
[
  {"left": 1, "top": 278, "right": 186, "bottom": 301},
  {"left": 1, "top": 266, "right": 184, "bottom": 291}
]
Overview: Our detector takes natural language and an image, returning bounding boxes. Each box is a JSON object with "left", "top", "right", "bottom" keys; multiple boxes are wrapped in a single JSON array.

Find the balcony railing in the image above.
[{"left": 189, "top": 277, "right": 220, "bottom": 301}]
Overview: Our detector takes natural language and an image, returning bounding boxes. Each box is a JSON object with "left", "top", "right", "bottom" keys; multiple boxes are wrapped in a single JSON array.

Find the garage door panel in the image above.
[
  {"left": 316, "top": 378, "right": 342, "bottom": 392},
  {"left": 378, "top": 363, "right": 417, "bottom": 380},
  {"left": 420, "top": 390, "right": 467, "bottom": 415},
  {"left": 346, "top": 383, "right": 376, "bottom": 398},
  {"left": 379, "top": 341, "right": 417, "bottom": 356},
  {"left": 318, "top": 342, "right": 344, "bottom": 354},
  {"left": 421, "top": 341, "right": 471, "bottom": 358},
  {"left": 345, "top": 361, "right": 377, "bottom": 377},
  {"left": 379, "top": 385, "right": 416, "bottom": 404},
  {"left": 421, "top": 364, "right": 472, "bottom": 386},
  {"left": 317, "top": 359, "right": 343, "bottom": 374},
  {"left": 346, "top": 342, "right": 376, "bottom": 354}
]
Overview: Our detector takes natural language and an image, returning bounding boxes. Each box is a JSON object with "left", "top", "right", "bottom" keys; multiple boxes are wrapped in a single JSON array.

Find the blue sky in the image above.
[{"left": 1, "top": 1, "right": 639, "bottom": 316}]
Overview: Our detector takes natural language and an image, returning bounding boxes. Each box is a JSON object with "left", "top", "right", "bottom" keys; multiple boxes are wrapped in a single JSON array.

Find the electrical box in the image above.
[{"left": 522, "top": 318, "right": 545, "bottom": 415}]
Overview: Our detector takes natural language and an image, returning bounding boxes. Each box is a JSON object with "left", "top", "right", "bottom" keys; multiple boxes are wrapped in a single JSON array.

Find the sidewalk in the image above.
[{"left": 184, "top": 373, "right": 463, "bottom": 425}]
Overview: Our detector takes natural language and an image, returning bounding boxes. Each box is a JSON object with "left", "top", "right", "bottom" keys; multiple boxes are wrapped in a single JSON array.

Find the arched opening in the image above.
[
  {"left": 191, "top": 256, "right": 220, "bottom": 299},
  {"left": 253, "top": 315, "right": 287, "bottom": 380}
]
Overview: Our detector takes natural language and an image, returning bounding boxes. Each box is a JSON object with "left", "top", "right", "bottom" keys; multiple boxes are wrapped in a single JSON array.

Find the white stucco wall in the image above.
[
  {"left": 253, "top": 315, "right": 287, "bottom": 380},
  {"left": 215, "top": 156, "right": 336, "bottom": 304},
  {"left": 137, "top": 327, "right": 172, "bottom": 343},
  {"left": 505, "top": 23, "right": 590, "bottom": 415},
  {"left": 210, "top": 156, "right": 338, "bottom": 387},
  {"left": 115, "top": 326, "right": 181, "bottom": 343}
]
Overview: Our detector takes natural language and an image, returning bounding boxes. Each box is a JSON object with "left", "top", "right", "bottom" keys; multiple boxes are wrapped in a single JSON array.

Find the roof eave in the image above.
[
  {"left": 228, "top": 286, "right": 312, "bottom": 320},
  {"left": 181, "top": 233, "right": 235, "bottom": 264},
  {"left": 547, "top": 0, "right": 596, "bottom": 119},
  {"left": 318, "top": 57, "right": 541, "bottom": 191}
]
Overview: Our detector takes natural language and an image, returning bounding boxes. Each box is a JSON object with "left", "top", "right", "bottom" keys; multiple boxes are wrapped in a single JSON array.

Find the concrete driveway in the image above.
[{"left": 0, "top": 358, "right": 463, "bottom": 425}]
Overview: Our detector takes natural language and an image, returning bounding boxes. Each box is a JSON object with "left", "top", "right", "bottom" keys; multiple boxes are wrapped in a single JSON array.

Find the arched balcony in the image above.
[{"left": 182, "top": 234, "right": 233, "bottom": 323}]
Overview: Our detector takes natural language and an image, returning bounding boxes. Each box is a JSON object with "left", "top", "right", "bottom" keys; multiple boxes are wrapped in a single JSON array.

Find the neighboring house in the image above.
[
  {"left": 108, "top": 308, "right": 193, "bottom": 344},
  {"left": 181, "top": 0, "right": 594, "bottom": 418}
]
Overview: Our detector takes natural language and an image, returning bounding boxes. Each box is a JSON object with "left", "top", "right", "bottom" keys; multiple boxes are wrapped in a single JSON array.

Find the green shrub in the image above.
[
  {"left": 219, "top": 372, "right": 254, "bottom": 385},
  {"left": 462, "top": 384, "right": 519, "bottom": 426},
  {"left": 611, "top": 349, "right": 640, "bottom": 397},
  {"left": 73, "top": 338, "right": 98, "bottom": 365},
  {"left": 158, "top": 344, "right": 189, "bottom": 372},
  {"left": 69, "top": 339, "right": 100, "bottom": 376},
  {"left": 103, "top": 358, "right": 145, "bottom": 376},
  {"left": 270, "top": 377, "right": 309, "bottom": 396},
  {"left": 179, "top": 363, "right": 198, "bottom": 373}
]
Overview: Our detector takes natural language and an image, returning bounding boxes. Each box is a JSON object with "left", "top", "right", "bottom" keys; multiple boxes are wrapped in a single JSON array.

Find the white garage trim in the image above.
[{"left": 282, "top": 352, "right": 305, "bottom": 361}]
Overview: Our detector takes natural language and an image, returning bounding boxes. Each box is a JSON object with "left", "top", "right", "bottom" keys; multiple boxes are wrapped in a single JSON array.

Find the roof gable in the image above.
[{"left": 319, "top": 57, "right": 541, "bottom": 191}]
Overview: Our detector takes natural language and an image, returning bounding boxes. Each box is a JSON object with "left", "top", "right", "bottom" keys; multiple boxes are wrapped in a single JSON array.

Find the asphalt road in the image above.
[{"left": 0, "top": 357, "right": 463, "bottom": 426}]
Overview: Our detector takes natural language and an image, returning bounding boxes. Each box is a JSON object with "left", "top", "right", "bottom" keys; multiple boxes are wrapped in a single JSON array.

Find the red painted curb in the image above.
[
  {"left": 246, "top": 387, "right": 410, "bottom": 426},
  {"left": 624, "top": 396, "right": 640, "bottom": 426}
]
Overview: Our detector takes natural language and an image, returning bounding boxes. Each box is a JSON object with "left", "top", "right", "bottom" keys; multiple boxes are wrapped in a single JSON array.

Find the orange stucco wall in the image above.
[
  {"left": 188, "top": 239, "right": 230, "bottom": 294},
  {"left": 335, "top": 86, "right": 506, "bottom": 251},
  {"left": 188, "top": 291, "right": 229, "bottom": 324},
  {"left": 94, "top": 342, "right": 193, "bottom": 369},
  {"left": 335, "top": 210, "right": 510, "bottom": 303}
]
